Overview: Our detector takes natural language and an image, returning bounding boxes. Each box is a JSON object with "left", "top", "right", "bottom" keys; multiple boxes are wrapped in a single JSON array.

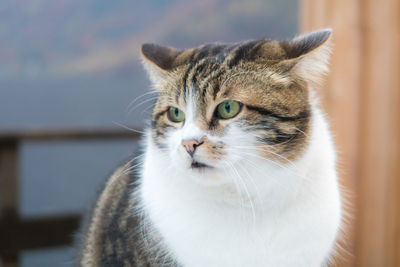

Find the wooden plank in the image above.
[
  {"left": 0, "top": 215, "right": 81, "bottom": 253},
  {"left": 0, "top": 128, "right": 141, "bottom": 142}
]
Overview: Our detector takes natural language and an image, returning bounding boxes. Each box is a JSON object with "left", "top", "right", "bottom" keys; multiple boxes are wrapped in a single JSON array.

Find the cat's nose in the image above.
[{"left": 181, "top": 139, "right": 203, "bottom": 157}]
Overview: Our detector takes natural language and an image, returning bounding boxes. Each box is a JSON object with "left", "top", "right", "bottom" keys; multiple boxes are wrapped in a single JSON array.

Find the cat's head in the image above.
[{"left": 141, "top": 30, "right": 331, "bottom": 185}]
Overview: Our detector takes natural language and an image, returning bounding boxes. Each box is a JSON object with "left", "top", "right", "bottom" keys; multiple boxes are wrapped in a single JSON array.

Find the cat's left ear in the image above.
[
  {"left": 281, "top": 29, "right": 332, "bottom": 87},
  {"left": 141, "top": 43, "right": 184, "bottom": 87}
]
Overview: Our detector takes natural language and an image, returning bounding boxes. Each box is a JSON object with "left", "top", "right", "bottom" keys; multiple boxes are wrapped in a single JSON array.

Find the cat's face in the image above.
[{"left": 142, "top": 30, "right": 331, "bottom": 185}]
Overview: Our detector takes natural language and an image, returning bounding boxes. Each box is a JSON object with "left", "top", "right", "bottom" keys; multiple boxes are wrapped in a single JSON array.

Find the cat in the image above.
[{"left": 78, "top": 29, "right": 342, "bottom": 267}]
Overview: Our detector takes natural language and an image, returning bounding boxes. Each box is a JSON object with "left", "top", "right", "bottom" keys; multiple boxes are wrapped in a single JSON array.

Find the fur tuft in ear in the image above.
[
  {"left": 282, "top": 29, "right": 332, "bottom": 87},
  {"left": 140, "top": 43, "right": 182, "bottom": 87}
]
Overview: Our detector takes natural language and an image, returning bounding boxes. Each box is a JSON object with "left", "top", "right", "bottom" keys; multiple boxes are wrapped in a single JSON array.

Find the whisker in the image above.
[
  {"left": 237, "top": 163, "right": 264, "bottom": 206},
  {"left": 126, "top": 91, "right": 158, "bottom": 112},
  {"left": 227, "top": 161, "right": 257, "bottom": 227},
  {"left": 112, "top": 121, "right": 146, "bottom": 135},
  {"left": 230, "top": 143, "right": 297, "bottom": 167},
  {"left": 225, "top": 148, "right": 311, "bottom": 182},
  {"left": 128, "top": 96, "right": 159, "bottom": 114},
  {"left": 221, "top": 159, "right": 247, "bottom": 217}
]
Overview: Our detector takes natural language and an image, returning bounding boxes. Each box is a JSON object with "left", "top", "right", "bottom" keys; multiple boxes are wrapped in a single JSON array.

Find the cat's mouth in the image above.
[{"left": 190, "top": 160, "right": 213, "bottom": 170}]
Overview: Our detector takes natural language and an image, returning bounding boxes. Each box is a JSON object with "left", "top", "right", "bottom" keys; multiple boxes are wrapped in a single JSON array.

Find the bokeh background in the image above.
[
  {"left": 1, "top": 0, "right": 400, "bottom": 266},
  {"left": 0, "top": 1, "right": 298, "bottom": 266}
]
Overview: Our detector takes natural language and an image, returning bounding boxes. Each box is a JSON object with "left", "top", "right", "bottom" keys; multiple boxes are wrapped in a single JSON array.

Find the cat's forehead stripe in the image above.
[
  {"left": 178, "top": 42, "right": 295, "bottom": 104},
  {"left": 226, "top": 40, "right": 261, "bottom": 68},
  {"left": 182, "top": 59, "right": 224, "bottom": 100}
]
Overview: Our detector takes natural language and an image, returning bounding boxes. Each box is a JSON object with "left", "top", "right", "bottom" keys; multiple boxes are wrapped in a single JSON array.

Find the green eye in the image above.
[
  {"left": 216, "top": 100, "right": 242, "bottom": 119},
  {"left": 168, "top": 106, "right": 185, "bottom": 122}
]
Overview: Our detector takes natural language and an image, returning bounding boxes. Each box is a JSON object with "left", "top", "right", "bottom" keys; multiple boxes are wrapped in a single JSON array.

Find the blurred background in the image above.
[{"left": 0, "top": 0, "right": 399, "bottom": 266}]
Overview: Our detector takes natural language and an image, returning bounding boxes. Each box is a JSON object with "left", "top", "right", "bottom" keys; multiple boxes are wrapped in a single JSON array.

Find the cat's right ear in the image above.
[
  {"left": 280, "top": 29, "right": 332, "bottom": 88},
  {"left": 141, "top": 43, "right": 182, "bottom": 88}
]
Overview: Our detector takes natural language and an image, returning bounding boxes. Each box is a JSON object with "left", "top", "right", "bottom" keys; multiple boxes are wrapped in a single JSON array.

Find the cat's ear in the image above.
[
  {"left": 281, "top": 29, "right": 332, "bottom": 87},
  {"left": 141, "top": 43, "right": 182, "bottom": 87}
]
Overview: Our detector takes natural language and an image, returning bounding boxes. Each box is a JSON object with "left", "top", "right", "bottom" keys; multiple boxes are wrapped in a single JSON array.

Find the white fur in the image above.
[{"left": 139, "top": 89, "right": 341, "bottom": 266}]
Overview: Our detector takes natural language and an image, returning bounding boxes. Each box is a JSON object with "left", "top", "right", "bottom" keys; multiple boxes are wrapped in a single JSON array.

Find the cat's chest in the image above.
[
  {"left": 162, "top": 217, "right": 275, "bottom": 267},
  {"left": 140, "top": 172, "right": 302, "bottom": 267}
]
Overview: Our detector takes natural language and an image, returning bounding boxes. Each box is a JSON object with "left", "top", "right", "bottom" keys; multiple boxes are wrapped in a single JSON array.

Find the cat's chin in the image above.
[
  {"left": 190, "top": 160, "right": 213, "bottom": 170},
  {"left": 169, "top": 151, "right": 227, "bottom": 185},
  {"left": 181, "top": 162, "right": 230, "bottom": 186}
]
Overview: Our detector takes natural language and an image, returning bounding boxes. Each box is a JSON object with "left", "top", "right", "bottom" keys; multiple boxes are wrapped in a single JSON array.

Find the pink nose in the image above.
[{"left": 181, "top": 139, "right": 203, "bottom": 156}]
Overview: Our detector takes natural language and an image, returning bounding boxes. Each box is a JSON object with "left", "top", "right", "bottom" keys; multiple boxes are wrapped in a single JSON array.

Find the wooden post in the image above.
[
  {"left": 301, "top": 0, "right": 400, "bottom": 266},
  {"left": 301, "top": 1, "right": 361, "bottom": 266},
  {"left": 357, "top": 0, "right": 400, "bottom": 266},
  {"left": 0, "top": 140, "right": 19, "bottom": 267}
]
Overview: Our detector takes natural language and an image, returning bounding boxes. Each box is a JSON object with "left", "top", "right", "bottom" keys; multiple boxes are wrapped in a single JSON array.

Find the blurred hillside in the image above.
[{"left": 0, "top": 0, "right": 298, "bottom": 79}]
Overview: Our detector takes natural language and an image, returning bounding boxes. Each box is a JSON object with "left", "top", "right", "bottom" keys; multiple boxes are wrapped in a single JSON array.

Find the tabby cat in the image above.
[{"left": 78, "top": 29, "right": 342, "bottom": 267}]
